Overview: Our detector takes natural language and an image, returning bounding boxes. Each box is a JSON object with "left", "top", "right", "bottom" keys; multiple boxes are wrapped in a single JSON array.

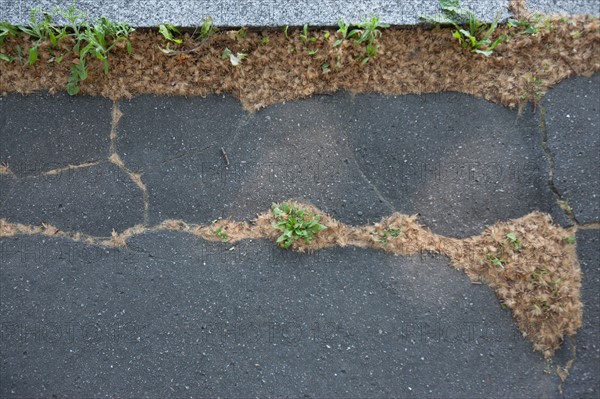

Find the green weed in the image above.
[
  {"left": 271, "top": 202, "right": 327, "bottom": 249},
  {"left": 421, "top": 0, "right": 507, "bottom": 56},
  {"left": 506, "top": 233, "right": 522, "bottom": 249}
]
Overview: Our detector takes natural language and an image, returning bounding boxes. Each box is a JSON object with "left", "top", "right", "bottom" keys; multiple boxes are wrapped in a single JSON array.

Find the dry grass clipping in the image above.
[
  {"left": 0, "top": 16, "right": 599, "bottom": 110},
  {"left": 0, "top": 202, "right": 581, "bottom": 359}
]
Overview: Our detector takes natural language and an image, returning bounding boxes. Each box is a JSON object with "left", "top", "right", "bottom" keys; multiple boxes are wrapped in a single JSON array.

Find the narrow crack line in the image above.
[
  {"left": 108, "top": 102, "right": 150, "bottom": 225},
  {"left": 109, "top": 101, "right": 122, "bottom": 155},
  {"left": 557, "top": 342, "right": 577, "bottom": 397},
  {"left": 538, "top": 106, "right": 579, "bottom": 224},
  {"left": 109, "top": 153, "right": 150, "bottom": 225},
  {"left": 42, "top": 160, "right": 103, "bottom": 176},
  {"left": 160, "top": 145, "right": 213, "bottom": 165},
  {"left": 343, "top": 130, "right": 397, "bottom": 213},
  {"left": 577, "top": 222, "right": 600, "bottom": 230}
]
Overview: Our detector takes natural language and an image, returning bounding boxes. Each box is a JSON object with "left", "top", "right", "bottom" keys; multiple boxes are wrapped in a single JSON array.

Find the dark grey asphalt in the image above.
[
  {"left": 543, "top": 74, "right": 600, "bottom": 225},
  {"left": 1, "top": 74, "right": 598, "bottom": 398}
]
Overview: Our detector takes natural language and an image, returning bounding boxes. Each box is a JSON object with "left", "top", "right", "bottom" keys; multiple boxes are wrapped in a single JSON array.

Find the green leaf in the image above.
[
  {"left": 0, "top": 53, "right": 13, "bottom": 62},
  {"left": 27, "top": 47, "right": 38, "bottom": 65}
]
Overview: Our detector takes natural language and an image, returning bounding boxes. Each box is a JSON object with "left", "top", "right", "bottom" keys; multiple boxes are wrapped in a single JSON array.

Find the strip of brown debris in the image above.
[
  {"left": 0, "top": 203, "right": 581, "bottom": 359},
  {"left": 0, "top": 15, "right": 598, "bottom": 110}
]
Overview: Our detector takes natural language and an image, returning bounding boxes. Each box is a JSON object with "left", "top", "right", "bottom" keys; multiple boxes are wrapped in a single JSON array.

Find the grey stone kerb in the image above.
[{"left": 0, "top": 0, "right": 598, "bottom": 27}]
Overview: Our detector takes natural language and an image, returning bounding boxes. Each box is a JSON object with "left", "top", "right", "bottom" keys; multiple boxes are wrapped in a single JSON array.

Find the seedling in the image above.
[
  {"left": 234, "top": 27, "right": 247, "bottom": 40},
  {"left": 561, "top": 236, "right": 576, "bottom": 244},
  {"left": 260, "top": 37, "right": 269, "bottom": 45},
  {"left": 421, "top": 0, "right": 507, "bottom": 56},
  {"left": 0, "top": 22, "right": 18, "bottom": 62},
  {"left": 299, "top": 24, "right": 317, "bottom": 43},
  {"left": 506, "top": 233, "right": 522, "bottom": 249},
  {"left": 374, "top": 227, "right": 402, "bottom": 245},
  {"left": 333, "top": 18, "right": 351, "bottom": 46},
  {"left": 283, "top": 25, "right": 290, "bottom": 40},
  {"left": 158, "top": 23, "right": 183, "bottom": 45},
  {"left": 222, "top": 47, "right": 247, "bottom": 66},
  {"left": 214, "top": 227, "right": 229, "bottom": 242},
  {"left": 18, "top": 7, "right": 55, "bottom": 64},
  {"left": 197, "top": 16, "right": 217, "bottom": 40},
  {"left": 334, "top": 16, "right": 389, "bottom": 64},
  {"left": 271, "top": 202, "right": 327, "bottom": 249},
  {"left": 307, "top": 49, "right": 318, "bottom": 55},
  {"left": 486, "top": 253, "right": 505, "bottom": 269}
]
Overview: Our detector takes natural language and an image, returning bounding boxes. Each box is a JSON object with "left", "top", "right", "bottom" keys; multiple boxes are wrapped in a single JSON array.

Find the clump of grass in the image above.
[
  {"left": 0, "top": 5, "right": 134, "bottom": 94},
  {"left": 420, "top": 0, "right": 507, "bottom": 56},
  {"left": 271, "top": 202, "right": 327, "bottom": 249},
  {"left": 333, "top": 16, "right": 389, "bottom": 64}
]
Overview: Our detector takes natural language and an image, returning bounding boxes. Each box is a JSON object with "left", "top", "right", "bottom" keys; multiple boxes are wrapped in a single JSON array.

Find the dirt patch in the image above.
[
  {"left": 0, "top": 202, "right": 581, "bottom": 359},
  {"left": 1, "top": 16, "right": 598, "bottom": 110}
]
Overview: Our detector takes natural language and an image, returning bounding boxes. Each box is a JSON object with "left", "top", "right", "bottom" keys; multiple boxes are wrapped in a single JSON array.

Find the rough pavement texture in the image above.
[
  {"left": 543, "top": 74, "right": 600, "bottom": 224},
  {"left": 346, "top": 92, "right": 570, "bottom": 237},
  {"left": 1, "top": 0, "right": 598, "bottom": 27},
  {"left": 563, "top": 229, "right": 600, "bottom": 398},
  {"left": 1, "top": 162, "right": 145, "bottom": 236},
  {"left": 1, "top": 76, "right": 599, "bottom": 397},
  {"left": 0, "top": 93, "right": 112, "bottom": 177},
  {"left": 1, "top": 234, "right": 562, "bottom": 398}
]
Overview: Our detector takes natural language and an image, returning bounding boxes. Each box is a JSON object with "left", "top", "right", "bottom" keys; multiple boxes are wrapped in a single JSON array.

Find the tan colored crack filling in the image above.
[
  {"left": 0, "top": 203, "right": 582, "bottom": 359},
  {"left": 0, "top": 15, "right": 598, "bottom": 111}
]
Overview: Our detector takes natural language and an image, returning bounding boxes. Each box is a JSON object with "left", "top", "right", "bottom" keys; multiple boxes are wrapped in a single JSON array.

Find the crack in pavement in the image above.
[
  {"left": 109, "top": 101, "right": 150, "bottom": 225},
  {"left": 538, "top": 105, "right": 579, "bottom": 225},
  {"left": 0, "top": 204, "right": 583, "bottom": 360},
  {"left": 343, "top": 130, "right": 396, "bottom": 214}
]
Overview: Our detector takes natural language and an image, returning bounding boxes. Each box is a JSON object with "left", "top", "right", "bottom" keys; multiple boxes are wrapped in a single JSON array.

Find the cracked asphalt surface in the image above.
[{"left": 1, "top": 74, "right": 599, "bottom": 398}]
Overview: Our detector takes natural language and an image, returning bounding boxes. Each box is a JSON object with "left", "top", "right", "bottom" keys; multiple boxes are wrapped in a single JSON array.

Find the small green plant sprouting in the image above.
[
  {"left": 67, "top": 16, "right": 134, "bottom": 94},
  {"left": 375, "top": 227, "right": 402, "bottom": 245},
  {"left": 506, "top": 233, "right": 522, "bottom": 250},
  {"left": 4, "top": 6, "right": 134, "bottom": 94},
  {"left": 508, "top": 13, "right": 557, "bottom": 35},
  {"left": 561, "top": 235, "right": 576, "bottom": 245},
  {"left": 260, "top": 36, "right": 269, "bottom": 45},
  {"left": 214, "top": 227, "right": 229, "bottom": 242},
  {"left": 0, "top": 22, "right": 18, "bottom": 62},
  {"left": 333, "top": 18, "right": 351, "bottom": 46},
  {"left": 350, "top": 16, "right": 390, "bottom": 64},
  {"left": 307, "top": 49, "right": 318, "bottom": 55},
  {"left": 158, "top": 23, "right": 183, "bottom": 45},
  {"left": 197, "top": 16, "right": 217, "bottom": 40},
  {"left": 17, "top": 7, "right": 55, "bottom": 65},
  {"left": 299, "top": 24, "right": 317, "bottom": 43},
  {"left": 421, "top": 0, "right": 507, "bottom": 56},
  {"left": 283, "top": 25, "right": 290, "bottom": 40},
  {"left": 486, "top": 253, "right": 505, "bottom": 269},
  {"left": 271, "top": 202, "right": 327, "bottom": 249},
  {"left": 530, "top": 267, "right": 548, "bottom": 285},
  {"left": 222, "top": 47, "right": 248, "bottom": 66},
  {"left": 234, "top": 27, "right": 247, "bottom": 40}
]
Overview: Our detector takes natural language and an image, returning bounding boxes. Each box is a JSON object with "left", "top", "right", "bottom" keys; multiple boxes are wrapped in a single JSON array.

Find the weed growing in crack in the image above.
[
  {"left": 333, "top": 16, "right": 389, "bottom": 64},
  {"left": 197, "top": 16, "right": 218, "bottom": 40},
  {"left": 420, "top": 0, "right": 507, "bottom": 56},
  {"left": 214, "top": 227, "right": 229, "bottom": 242},
  {"left": 506, "top": 232, "right": 522, "bottom": 250},
  {"left": 0, "top": 22, "right": 18, "bottom": 61},
  {"left": 271, "top": 202, "right": 326, "bottom": 249},
  {"left": 561, "top": 235, "right": 576, "bottom": 245},
  {"left": 0, "top": 6, "right": 134, "bottom": 94},
  {"left": 373, "top": 227, "right": 402, "bottom": 245},
  {"left": 486, "top": 253, "right": 505, "bottom": 269}
]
